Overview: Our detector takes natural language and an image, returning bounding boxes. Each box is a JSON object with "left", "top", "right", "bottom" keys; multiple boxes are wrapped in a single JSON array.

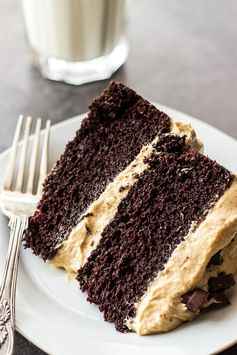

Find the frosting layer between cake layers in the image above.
[
  {"left": 50, "top": 120, "right": 201, "bottom": 274},
  {"left": 128, "top": 177, "right": 237, "bottom": 335}
]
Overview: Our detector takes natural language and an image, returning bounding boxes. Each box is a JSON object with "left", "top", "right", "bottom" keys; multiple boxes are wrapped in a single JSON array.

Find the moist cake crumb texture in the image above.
[
  {"left": 24, "top": 81, "right": 170, "bottom": 260},
  {"left": 78, "top": 136, "right": 234, "bottom": 332}
]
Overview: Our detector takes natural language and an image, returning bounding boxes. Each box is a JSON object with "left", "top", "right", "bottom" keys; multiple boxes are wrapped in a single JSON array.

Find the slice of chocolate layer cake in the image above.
[
  {"left": 78, "top": 136, "right": 237, "bottom": 335},
  {"left": 24, "top": 81, "right": 201, "bottom": 273},
  {"left": 24, "top": 81, "right": 237, "bottom": 335}
]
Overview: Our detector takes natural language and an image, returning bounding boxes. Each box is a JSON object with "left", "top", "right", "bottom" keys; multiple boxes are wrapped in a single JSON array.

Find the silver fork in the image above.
[{"left": 0, "top": 116, "right": 50, "bottom": 355}]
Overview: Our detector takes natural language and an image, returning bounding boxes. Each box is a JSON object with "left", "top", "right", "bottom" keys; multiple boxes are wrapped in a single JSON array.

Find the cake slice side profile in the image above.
[
  {"left": 78, "top": 136, "right": 237, "bottom": 334},
  {"left": 23, "top": 81, "right": 237, "bottom": 335}
]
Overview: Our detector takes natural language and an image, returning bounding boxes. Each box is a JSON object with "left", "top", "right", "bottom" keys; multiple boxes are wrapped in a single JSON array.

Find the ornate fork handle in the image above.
[{"left": 0, "top": 216, "right": 28, "bottom": 355}]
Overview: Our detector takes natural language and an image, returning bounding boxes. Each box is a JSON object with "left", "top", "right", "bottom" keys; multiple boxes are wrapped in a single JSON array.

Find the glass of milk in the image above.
[{"left": 22, "top": 0, "right": 128, "bottom": 85}]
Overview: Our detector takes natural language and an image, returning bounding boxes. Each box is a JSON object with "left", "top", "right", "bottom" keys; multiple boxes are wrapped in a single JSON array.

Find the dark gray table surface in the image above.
[{"left": 1, "top": 0, "right": 237, "bottom": 354}]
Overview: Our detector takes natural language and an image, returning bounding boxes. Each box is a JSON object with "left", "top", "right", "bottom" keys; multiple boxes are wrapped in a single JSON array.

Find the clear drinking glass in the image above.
[{"left": 22, "top": 0, "right": 128, "bottom": 85}]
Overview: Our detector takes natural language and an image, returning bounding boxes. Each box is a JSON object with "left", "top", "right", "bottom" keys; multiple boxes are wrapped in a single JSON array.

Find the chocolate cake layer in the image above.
[
  {"left": 24, "top": 81, "right": 170, "bottom": 260},
  {"left": 78, "top": 136, "right": 233, "bottom": 332}
]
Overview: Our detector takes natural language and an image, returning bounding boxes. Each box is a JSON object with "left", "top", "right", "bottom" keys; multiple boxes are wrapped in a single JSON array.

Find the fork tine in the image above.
[
  {"left": 4, "top": 115, "right": 24, "bottom": 190},
  {"left": 37, "top": 119, "right": 51, "bottom": 196},
  {"left": 26, "top": 118, "right": 42, "bottom": 194},
  {"left": 16, "top": 116, "right": 32, "bottom": 192}
]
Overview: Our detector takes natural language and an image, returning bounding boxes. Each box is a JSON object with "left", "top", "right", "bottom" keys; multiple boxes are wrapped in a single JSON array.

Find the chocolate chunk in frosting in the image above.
[
  {"left": 207, "top": 293, "right": 231, "bottom": 310},
  {"left": 207, "top": 251, "right": 223, "bottom": 267},
  {"left": 208, "top": 273, "right": 235, "bottom": 293},
  {"left": 181, "top": 289, "right": 208, "bottom": 313},
  {"left": 181, "top": 291, "right": 193, "bottom": 304}
]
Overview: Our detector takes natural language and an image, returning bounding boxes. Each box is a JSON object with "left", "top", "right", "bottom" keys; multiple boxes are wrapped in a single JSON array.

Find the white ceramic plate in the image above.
[{"left": 0, "top": 105, "right": 237, "bottom": 355}]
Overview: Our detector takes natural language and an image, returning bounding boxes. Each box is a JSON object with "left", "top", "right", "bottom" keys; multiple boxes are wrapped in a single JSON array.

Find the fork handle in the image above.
[{"left": 0, "top": 216, "right": 28, "bottom": 355}]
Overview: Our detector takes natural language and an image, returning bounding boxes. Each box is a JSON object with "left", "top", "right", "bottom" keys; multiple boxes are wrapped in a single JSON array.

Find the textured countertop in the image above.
[{"left": 1, "top": 0, "right": 237, "bottom": 354}]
